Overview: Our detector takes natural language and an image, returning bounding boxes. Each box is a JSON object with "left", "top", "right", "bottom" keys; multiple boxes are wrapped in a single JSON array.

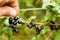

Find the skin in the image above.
[{"left": 0, "top": 0, "right": 19, "bottom": 17}]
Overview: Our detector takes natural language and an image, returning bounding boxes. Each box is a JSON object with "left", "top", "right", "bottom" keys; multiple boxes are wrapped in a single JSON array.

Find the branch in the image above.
[
  {"left": 22, "top": 20, "right": 60, "bottom": 27},
  {"left": 19, "top": 8, "right": 46, "bottom": 11}
]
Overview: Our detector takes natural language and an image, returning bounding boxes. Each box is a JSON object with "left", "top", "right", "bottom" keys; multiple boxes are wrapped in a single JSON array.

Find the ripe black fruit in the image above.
[
  {"left": 55, "top": 27, "right": 59, "bottom": 30},
  {"left": 9, "top": 17, "right": 13, "bottom": 24},
  {"left": 58, "top": 26, "right": 60, "bottom": 29},
  {"left": 30, "top": 22, "right": 36, "bottom": 27},
  {"left": 49, "top": 25, "right": 55, "bottom": 30},
  {"left": 55, "top": 26, "right": 60, "bottom": 30},
  {"left": 14, "top": 16, "right": 20, "bottom": 20},
  {"left": 50, "top": 26, "right": 54, "bottom": 30},
  {"left": 50, "top": 21, "right": 55, "bottom": 24},
  {"left": 49, "top": 21, "right": 55, "bottom": 30},
  {"left": 13, "top": 21, "right": 17, "bottom": 25},
  {"left": 13, "top": 28, "right": 19, "bottom": 33},
  {"left": 12, "top": 25, "right": 16, "bottom": 28},
  {"left": 27, "top": 22, "right": 36, "bottom": 28},
  {"left": 36, "top": 27, "right": 42, "bottom": 34},
  {"left": 27, "top": 24, "right": 32, "bottom": 28},
  {"left": 27, "top": 23, "right": 32, "bottom": 28},
  {"left": 18, "top": 20, "right": 22, "bottom": 24},
  {"left": 35, "top": 25, "right": 42, "bottom": 34},
  {"left": 35, "top": 25, "right": 38, "bottom": 29}
]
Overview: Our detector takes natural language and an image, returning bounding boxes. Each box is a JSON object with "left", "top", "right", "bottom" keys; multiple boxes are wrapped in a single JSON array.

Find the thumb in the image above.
[
  {"left": 0, "top": 6, "right": 18, "bottom": 17},
  {"left": 8, "top": 7, "right": 18, "bottom": 16}
]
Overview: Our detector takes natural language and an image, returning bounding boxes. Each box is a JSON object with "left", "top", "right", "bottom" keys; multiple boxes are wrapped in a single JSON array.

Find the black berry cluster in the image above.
[
  {"left": 9, "top": 16, "right": 22, "bottom": 33},
  {"left": 27, "top": 22, "right": 43, "bottom": 34},
  {"left": 49, "top": 21, "right": 60, "bottom": 30},
  {"left": 27, "top": 22, "right": 36, "bottom": 28},
  {"left": 35, "top": 25, "right": 43, "bottom": 34},
  {"left": 49, "top": 21, "right": 55, "bottom": 30}
]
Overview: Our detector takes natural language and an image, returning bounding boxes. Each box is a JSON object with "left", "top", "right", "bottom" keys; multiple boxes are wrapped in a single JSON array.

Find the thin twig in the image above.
[{"left": 19, "top": 8, "right": 46, "bottom": 11}]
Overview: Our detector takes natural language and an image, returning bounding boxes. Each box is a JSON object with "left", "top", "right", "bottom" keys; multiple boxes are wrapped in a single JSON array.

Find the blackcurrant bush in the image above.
[
  {"left": 9, "top": 17, "right": 13, "bottom": 24},
  {"left": 14, "top": 16, "right": 20, "bottom": 20}
]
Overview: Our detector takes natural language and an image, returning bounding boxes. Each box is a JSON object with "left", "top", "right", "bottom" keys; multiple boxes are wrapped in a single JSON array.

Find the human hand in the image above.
[{"left": 0, "top": 0, "right": 19, "bottom": 17}]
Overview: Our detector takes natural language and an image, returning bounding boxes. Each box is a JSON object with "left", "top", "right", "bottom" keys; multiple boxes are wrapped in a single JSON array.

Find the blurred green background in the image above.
[{"left": 0, "top": 0, "right": 60, "bottom": 40}]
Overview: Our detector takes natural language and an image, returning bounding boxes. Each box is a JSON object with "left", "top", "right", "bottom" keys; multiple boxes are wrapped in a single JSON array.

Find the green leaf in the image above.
[
  {"left": 24, "top": 0, "right": 34, "bottom": 6},
  {"left": 44, "top": 10, "right": 52, "bottom": 21},
  {"left": 28, "top": 16, "right": 36, "bottom": 22},
  {"left": 42, "top": 0, "right": 50, "bottom": 8},
  {"left": 40, "top": 26, "right": 50, "bottom": 35},
  {"left": 32, "top": 36, "right": 38, "bottom": 40},
  {"left": 0, "top": 25, "right": 8, "bottom": 36},
  {"left": 20, "top": 24, "right": 27, "bottom": 30},
  {"left": 54, "top": 30, "right": 60, "bottom": 40},
  {"left": 19, "top": 0, "right": 27, "bottom": 9},
  {"left": 55, "top": 0, "right": 60, "bottom": 4},
  {"left": 0, "top": 17, "right": 7, "bottom": 24},
  {"left": 45, "top": 5, "right": 58, "bottom": 21},
  {"left": 7, "top": 28, "right": 14, "bottom": 40},
  {"left": 4, "top": 18, "right": 9, "bottom": 26}
]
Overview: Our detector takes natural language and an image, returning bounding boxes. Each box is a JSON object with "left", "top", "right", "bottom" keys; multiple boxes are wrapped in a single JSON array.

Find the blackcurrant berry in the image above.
[
  {"left": 50, "top": 21, "right": 55, "bottom": 24},
  {"left": 50, "top": 25, "right": 56, "bottom": 30},
  {"left": 13, "top": 28, "right": 19, "bottom": 33},
  {"left": 49, "top": 21, "right": 55, "bottom": 30},
  {"left": 13, "top": 21, "right": 17, "bottom": 25},
  {"left": 30, "top": 22, "right": 36, "bottom": 27},
  {"left": 35, "top": 25, "right": 38, "bottom": 29},
  {"left": 14, "top": 16, "right": 20, "bottom": 20},
  {"left": 36, "top": 27, "right": 42, "bottom": 34},
  {"left": 49, "top": 25, "right": 53, "bottom": 30},
  {"left": 55, "top": 27, "right": 59, "bottom": 30},
  {"left": 12, "top": 25, "right": 16, "bottom": 28},
  {"left": 27, "top": 23, "right": 32, "bottom": 28},
  {"left": 58, "top": 26, "right": 60, "bottom": 29},
  {"left": 55, "top": 26, "right": 59, "bottom": 30},
  {"left": 9, "top": 17, "right": 13, "bottom": 24},
  {"left": 18, "top": 20, "right": 22, "bottom": 24}
]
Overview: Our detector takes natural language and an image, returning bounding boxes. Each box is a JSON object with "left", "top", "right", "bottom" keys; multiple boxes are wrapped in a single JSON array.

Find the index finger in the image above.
[{"left": 0, "top": 0, "right": 9, "bottom": 6}]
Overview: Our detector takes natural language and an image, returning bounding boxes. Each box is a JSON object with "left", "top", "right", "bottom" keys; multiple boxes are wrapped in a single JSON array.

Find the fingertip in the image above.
[
  {"left": 0, "top": 6, "right": 18, "bottom": 17},
  {"left": 9, "top": 8, "right": 18, "bottom": 17}
]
